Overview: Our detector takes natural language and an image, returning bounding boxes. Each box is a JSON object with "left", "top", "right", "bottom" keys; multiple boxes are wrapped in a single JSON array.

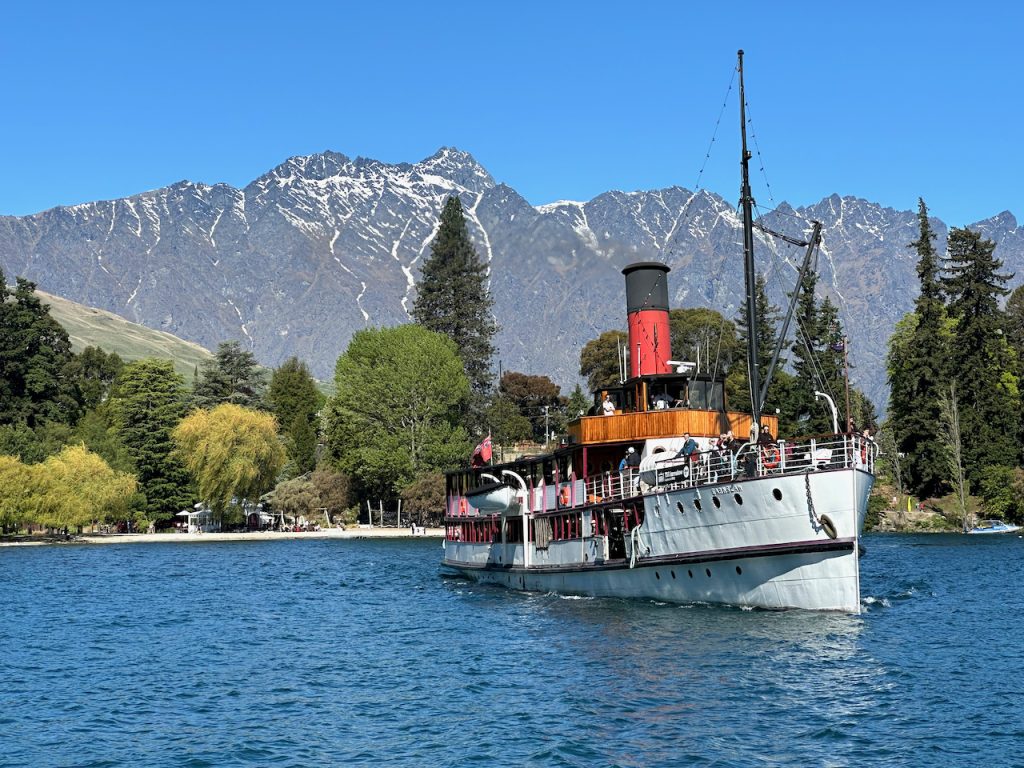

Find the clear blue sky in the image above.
[{"left": 3, "top": 1, "right": 1021, "bottom": 225}]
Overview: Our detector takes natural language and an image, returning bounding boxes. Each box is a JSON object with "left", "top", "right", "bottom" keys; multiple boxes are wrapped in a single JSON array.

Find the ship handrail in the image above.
[{"left": 582, "top": 434, "right": 874, "bottom": 503}]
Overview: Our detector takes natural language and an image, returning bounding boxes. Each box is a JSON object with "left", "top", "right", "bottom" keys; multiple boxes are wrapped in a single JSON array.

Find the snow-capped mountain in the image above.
[{"left": 1, "top": 147, "right": 1021, "bottom": 412}]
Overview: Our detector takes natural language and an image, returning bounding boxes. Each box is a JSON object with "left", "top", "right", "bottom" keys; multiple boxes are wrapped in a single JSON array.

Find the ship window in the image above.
[
  {"left": 694, "top": 499, "right": 702, "bottom": 511},
  {"left": 690, "top": 380, "right": 710, "bottom": 409},
  {"left": 688, "top": 569, "right": 694, "bottom": 578},
  {"left": 712, "top": 497, "right": 721, "bottom": 509},
  {"left": 543, "top": 459, "right": 555, "bottom": 484},
  {"left": 734, "top": 494, "right": 743, "bottom": 505},
  {"left": 676, "top": 501, "right": 685, "bottom": 514},
  {"left": 736, "top": 566, "right": 742, "bottom": 575},
  {"left": 655, "top": 572, "right": 661, "bottom": 580},
  {"left": 773, "top": 488, "right": 783, "bottom": 501},
  {"left": 706, "top": 568, "right": 712, "bottom": 577},
  {"left": 671, "top": 570, "right": 676, "bottom": 579}
]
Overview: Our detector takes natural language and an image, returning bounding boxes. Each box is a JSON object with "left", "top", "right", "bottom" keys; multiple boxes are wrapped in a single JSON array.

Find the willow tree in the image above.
[
  {"left": 30, "top": 445, "right": 137, "bottom": 531},
  {"left": 172, "top": 403, "right": 285, "bottom": 519},
  {"left": 0, "top": 454, "right": 32, "bottom": 532}
]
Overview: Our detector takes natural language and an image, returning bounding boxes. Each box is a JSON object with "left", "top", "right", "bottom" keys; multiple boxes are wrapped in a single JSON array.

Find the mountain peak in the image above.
[{"left": 416, "top": 147, "right": 495, "bottom": 193}]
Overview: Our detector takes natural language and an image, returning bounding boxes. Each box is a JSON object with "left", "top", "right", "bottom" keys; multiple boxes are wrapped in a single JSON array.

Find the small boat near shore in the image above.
[{"left": 967, "top": 520, "right": 1022, "bottom": 535}]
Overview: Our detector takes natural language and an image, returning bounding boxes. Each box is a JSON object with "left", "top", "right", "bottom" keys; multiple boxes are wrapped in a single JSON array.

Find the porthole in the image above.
[
  {"left": 706, "top": 568, "right": 712, "bottom": 578},
  {"left": 712, "top": 496, "right": 721, "bottom": 509},
  {"left": 772, "top": 488, "right": 783, "bottom": 501},
  {"left": 655, "top": 571, "right": 661, "bottom": 580},
  {"left": 734, "top": 493, "right": 743, "bottom": 505},
  {"left": 694, "top": 499, "right": 702, "bottom": 511},
  {"left": 688, "top": 569, "right": 694, "bottom": 578},
  {"left": 671, "top": 570, "right": 676, "bottom": 579},
  {"left": 676, "top": 501, "right": 685, "bottom": 514},
  {"left": 736, "top": 566, "right": 743, "bottom": 575}
]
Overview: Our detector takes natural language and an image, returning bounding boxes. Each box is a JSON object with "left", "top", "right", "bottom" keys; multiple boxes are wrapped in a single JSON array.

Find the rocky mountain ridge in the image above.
[{"left": 1, "top": 147, "right": 1021, "bottom": 413}]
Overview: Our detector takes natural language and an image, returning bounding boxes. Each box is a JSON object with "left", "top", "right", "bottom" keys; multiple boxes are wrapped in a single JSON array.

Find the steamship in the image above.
[{"left": 440, "top": 52, "right": 875, "bottom": 612}]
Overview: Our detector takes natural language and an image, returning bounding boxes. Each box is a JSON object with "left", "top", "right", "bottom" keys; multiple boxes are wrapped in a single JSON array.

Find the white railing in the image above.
[
  {"left": 584, "top": 434, "right": 876, "bottom": 502},
  {"left": 448, "top": 435, "right": 877, "bottom": 516}
]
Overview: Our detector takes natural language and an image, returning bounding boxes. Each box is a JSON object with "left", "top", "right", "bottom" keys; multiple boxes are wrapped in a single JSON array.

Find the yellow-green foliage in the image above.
[
  {"left": 0, "top": 454, "right": 33, "bottom": 530},
  {"left": 21, "top": 445, "right": 136, "bottom": 530},
  {"left": 173, "top": 404, "right": 285, "bottom": 513}
]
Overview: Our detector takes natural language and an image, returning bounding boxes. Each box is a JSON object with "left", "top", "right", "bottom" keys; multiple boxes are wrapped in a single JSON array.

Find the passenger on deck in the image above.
[
  {"left": 652, "top": 392, "right": 674, "bottom": 410},
  {"left": 618, "top": 447, "right": 641, "bottom": 471},
  {"left": 602, "top": 394, "right": 615, "bottom": 416},
  {"left": 674, "top": 433, "right": 698, "bottom": 460}
]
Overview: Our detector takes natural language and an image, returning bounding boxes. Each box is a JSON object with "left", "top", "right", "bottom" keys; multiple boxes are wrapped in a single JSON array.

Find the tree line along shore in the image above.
[{"left": 0, "top": 196, "right": 1018, "bottom": 539}]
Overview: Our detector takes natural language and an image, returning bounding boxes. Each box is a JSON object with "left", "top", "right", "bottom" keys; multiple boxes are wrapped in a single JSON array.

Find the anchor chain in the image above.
[{"left": 805, "top": 473, "right": 838, "bottom": 539}]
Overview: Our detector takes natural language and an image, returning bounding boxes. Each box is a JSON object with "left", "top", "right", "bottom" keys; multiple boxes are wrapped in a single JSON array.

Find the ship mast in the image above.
[{"left": 738, "top": 49, "right": 761, "bottom": 439}]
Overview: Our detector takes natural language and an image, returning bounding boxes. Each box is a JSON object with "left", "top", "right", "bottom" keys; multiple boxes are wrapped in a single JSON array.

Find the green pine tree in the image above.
[
  {"left": 0, "top": 273, "right": 80, "bottom": 428},
  {"left": 267, "top": 357, "right": 323, "bottom": 475},
  {"left": 941, "top": 225, "right": 1018, "bottom": 483},
  {"left": 887, "top": 200, "right": 952, "bottom": 497},
  {"left": 789, "top": 270, "right": 828, "bottom": 433},
  {"left": 730, "top": 273, "right": 794, "bottom": 427},
  {"left": 412, "top": 196, "right": 497, "bottom": 407},
  {"left": 108, "top": 359, "right": 194, "bottom": 521},
  {"left": 193, "top": 340, "right": 266, "bottom": 410}
]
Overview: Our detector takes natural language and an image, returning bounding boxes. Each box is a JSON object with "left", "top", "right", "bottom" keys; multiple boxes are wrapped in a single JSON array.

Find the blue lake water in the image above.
[{"left": 2, "top": 533, "right": 1022, "bottom": 767}]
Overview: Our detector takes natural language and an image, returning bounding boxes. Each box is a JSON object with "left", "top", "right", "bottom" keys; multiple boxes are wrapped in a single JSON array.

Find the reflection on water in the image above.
[{"left": 1, "top": 534, "right": 1022, "bottom": 767}]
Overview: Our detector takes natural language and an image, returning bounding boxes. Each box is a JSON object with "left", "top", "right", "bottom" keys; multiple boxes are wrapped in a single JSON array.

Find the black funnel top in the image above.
[{"left": 622, "top": 262, "right": 671, "bottom": 313}]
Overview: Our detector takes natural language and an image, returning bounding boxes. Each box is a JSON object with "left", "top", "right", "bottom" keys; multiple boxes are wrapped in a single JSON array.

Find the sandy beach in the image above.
[{"left": 0, "top": 526, "right": 443, "bottom": 547}]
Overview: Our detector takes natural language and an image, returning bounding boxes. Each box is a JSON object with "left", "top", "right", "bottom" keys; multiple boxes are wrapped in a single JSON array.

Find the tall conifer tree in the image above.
[
  {"left": 108, "top": 359, "right": 193, "bottom": 521},
  {"left": 789, "top": 270, "right": 829, "bottom": 433},
  {"left": 732, "top": 273, "right": 794, "bottom": 428},
  {"left": 412, "top": 196, "right": 497, "bottom": 408},
  {"left": 887, "top": 200, "right": 950, "bottom": 497},
  {"left": 941, "top": 225, "right": 1018, "bottom": 482},
  {"left": 0, "top": 273, "right": 80, "bottom": 428},
  {"left": 267, "top": 357, "right": 323, "bottom": 476}
]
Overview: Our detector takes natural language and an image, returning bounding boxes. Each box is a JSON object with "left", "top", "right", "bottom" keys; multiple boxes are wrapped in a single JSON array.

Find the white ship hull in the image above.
[{"left": 443, "top": 465, "right": 872, "bottom": 613}]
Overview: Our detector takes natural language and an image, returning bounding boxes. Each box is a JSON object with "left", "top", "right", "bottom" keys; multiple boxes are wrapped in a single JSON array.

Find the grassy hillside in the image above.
[{"left": 39, "top": 291, "right": 212, "bottom": 382}]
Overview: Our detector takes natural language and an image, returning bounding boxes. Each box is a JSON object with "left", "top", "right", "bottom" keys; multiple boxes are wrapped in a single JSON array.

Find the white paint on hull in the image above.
[{"left": 443, "top": 467, "right": 872, "bottom": 613}]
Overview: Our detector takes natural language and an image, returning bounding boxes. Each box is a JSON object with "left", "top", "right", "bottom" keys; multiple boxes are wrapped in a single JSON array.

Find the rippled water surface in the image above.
[{"left": 2, "top": 534, "right": 1022, "bottom": 767}]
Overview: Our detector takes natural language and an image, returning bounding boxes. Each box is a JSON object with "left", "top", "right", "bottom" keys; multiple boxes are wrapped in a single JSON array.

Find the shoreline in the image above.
[{"left": 0, "top": 527, "right": 444, "bottom": 547}]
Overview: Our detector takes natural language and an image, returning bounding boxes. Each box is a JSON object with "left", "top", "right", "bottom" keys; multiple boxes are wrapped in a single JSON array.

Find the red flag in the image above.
[{"left": 471, "top": 436, "right": 493, "bottom": 467}]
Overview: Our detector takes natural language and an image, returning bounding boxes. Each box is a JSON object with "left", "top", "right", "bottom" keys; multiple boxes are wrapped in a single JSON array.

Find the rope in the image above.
[{"left": 629, "top": 523, "right": 651, "bottom": 569}]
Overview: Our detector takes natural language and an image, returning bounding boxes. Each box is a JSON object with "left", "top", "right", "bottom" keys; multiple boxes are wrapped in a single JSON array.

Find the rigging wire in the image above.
[
  {"left": 742, "top": 98, "right": 777, "bottom": 213},
  {"left": 663, "top": 66, "right": 738, "bottom": 258}
]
